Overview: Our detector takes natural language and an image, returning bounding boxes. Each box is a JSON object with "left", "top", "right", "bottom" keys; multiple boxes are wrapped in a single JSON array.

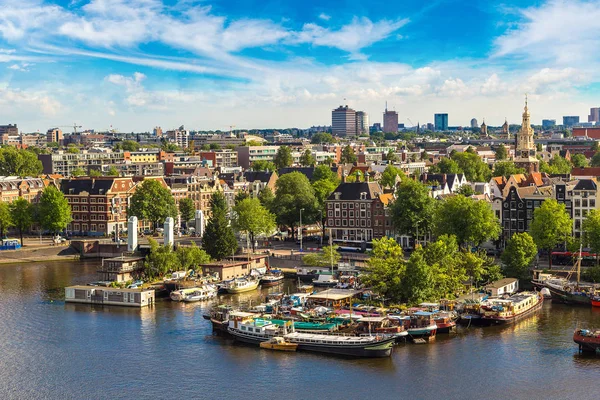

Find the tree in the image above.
[
  {"left": 299, "top": 149, "right": 315, "bottom": 166},
  {"left": 428, "top": 157, "right": 461, "bottom": 174},
  {"left": 311, "top": 132, "right": 334, "bottom": 144},
  {"left": 66, "top": 145, "right": 80, "bottom": 154},
  {"left": 272, "top": 172, "right": 318, "bottom": 239},
  {"left": 302, "top": 245, "right": 341, "bottom": 268},
  {"left": 583, "top": 210, "right": 600, "bottom": 266},
  {"left": 390, "top": 179, "right": 435, "bottom": 247},
  {"left": 274, "top": 146, "right": 292, "bottom": 169},
  {"left": 340, "top": 145, "right": 357, "bottom": 164},
  {"left": 386, "top": 150, "right": 398, "bottom": 163},
  {"left": 456, "top": 185, "right": 475, "bottom": 197},
  {"left": 422, "top": 235, "right": 467, "bottom": 299},
  {"left": 232, "top": 198, "right": 276, "bottom": 251},
  {"left": 493, "top": 161, "right": 525, "bottom": 178},
  {"left": 114, "top": 140, "right": 140, "bottom": 151},
  {"left": 105, "top": 166, "right": 120, "bottom": 176},
  {"left": 530, "top": 199, "right": 572, "bottom": 267},
  {"left": 37, "top": 186, "right": 72, "bottom": 234},
  {"left": 0, "top": 147, "right": 43, "bottom": 177},
  {"left": 175, "top": 243, "right": 211, "bottom": 272},
  {"left": 362, "top": 237, "right": 406, "bottom": 301},
  {"left": 246, "top": 140, "right": 263, "bottom": 146},
  {"left": 541, "top": 155, "right": 571, "bottom": 174},
  {"left": 312, "top": 165, "right": 338, "bottom": 183},
  {"left": 501, "top": 233, "right": 537, "bottom": 279},
  {"left": 251, "top": 160, "right": 277, "bottom": 171},
  {"left": 209, "top": 143, "right": 221, "bottom": 150},
  {"left": 200, "top": 144, "right": 210, "bottom": 151},
  {"left": 257, "top": 187, "right": 275, "bottom": 210},
  {"left": 235, "top": 191, "right": 249, "bottom": 204},
  {"left": 403, "top": 248, "right": 436, "bottom": 304},
  {"left": 9, "top": 198, "right": 33, "bottom": 245},
  {"left": 161, "top": 142, "right": 180, "bottom": 152},
  {"left": 71, "top": 168, "right": 86, "bottom": 177},
  {"left": 593, "top": 141, "right": 600, "bottom": 152},
  {"left": 47, "top": 142, "right": 59, "bottom": 149},
  {"left": 591, "top": 152, "right": 600, "bottom": 167},
  {"left": 495, "top": 144, "right": 507, "bottom": 161},
  {"left": 178, "top": 198, "right": 195, "bottom": 226},
  {"left": 0, "top": 201, "right": 13, "bottom": 238},
  {"left": 144, "top": 237, "right": 179, "bottom": 279},
  {"left": 451, "top": 151, "right": 492, "bottom": 182},
  {"left": 202, "top": 192, "right": 238, "bottom": 260},
  {"left": 571, "top": 153, "right": 588, "bottom": 168},
  {"left": 433, "top": 195, "right": 501, "bottom": 247},
  {"left": 421, "top": 151, "right": 429, "bottom": 161},
  {"left": 89, "top": 169, "right": 102, "bottom": 177},
  {"left": 128, "top": 180, "right": 178, "bottom": 229},
  {"left": 380, "top": 165, "right": 404, "bottom": 188}
]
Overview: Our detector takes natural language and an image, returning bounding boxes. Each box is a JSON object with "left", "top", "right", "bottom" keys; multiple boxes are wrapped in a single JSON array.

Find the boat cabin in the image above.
[
  {"left": 64, "top": 286, "right": 155, "bottom": 307},
  {"left": 307, "top": 289, "right": 361, "bottom": 308},
  {"left": 485, "top": 278, "right": 519, "bottom": 297},
  {"left": 408, "top": 311, "right": 436, "bottom": 329}
]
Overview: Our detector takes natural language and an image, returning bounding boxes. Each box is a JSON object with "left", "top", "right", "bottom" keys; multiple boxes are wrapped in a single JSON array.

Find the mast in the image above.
[{"left": 329, "top": 228, "right": 333, "bottom": 274}]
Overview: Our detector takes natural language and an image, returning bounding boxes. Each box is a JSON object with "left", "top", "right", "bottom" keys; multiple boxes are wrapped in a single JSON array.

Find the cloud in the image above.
[
  {"left": 0, "top": 85, "right": 61, "bottom": 116},
  {"left": 7, "top": 62, "right": 31, "bottom": 71},
  {"left": 318, "top": 13, "right": 331, "bottom": 21}
]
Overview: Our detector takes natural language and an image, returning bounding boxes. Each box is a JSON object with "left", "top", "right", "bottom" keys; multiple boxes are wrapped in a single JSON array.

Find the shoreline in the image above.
[{"left": 0, "top": 245, "right": 81, "bottom": 265}]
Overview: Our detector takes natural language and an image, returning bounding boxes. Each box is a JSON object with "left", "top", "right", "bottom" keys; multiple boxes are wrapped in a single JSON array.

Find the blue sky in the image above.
[{"left": 0, "top": 0, "right": 598, "bottom": 132}]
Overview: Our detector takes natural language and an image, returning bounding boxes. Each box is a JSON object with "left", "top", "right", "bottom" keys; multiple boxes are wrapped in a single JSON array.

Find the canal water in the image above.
[{"left": 1, "top": 260, "right": 600, "bottom": 399}]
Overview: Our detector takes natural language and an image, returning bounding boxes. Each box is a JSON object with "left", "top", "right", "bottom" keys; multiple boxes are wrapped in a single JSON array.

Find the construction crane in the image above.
[
  {"left": 407, "top": 118, "right": 415, "bottom": 129},
  {"left": 57, "top": 124, "right": 83, "bottom": 134}
]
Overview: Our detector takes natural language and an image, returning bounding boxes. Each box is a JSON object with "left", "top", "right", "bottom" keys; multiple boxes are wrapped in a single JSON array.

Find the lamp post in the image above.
[{"left": 299, "top": 208, "right": 305, "bottom": 252}]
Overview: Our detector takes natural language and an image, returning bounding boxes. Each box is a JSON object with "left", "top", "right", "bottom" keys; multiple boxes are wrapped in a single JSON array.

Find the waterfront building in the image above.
[
  {"left": 588, "top": 108, "right": 600, "bottom": 123},
  {"left": 383, "top": 106, "right": 398, "bottom": 134},
  {"left": 571, "top": 179, "right": 599, "bottom": 239},
  {"left": 97, "top": 256, "right": 145, "bottom": 282},
  {"left": 563, "top": 116, "right": 580, "bottom": 127},
  {"left": 434, "top": 114, "right": 448, "bottom": 131},
  {"left": 332, "top": 105, "right": 357, "bottom": 137},
  {"left": 201, "top": 255, "right": 268, "bottom": 280},
  {"left": 514, "top": 98, "right": 539, "bottom": 174},
  {"left": 355, "top": 111, "right": 369, "bottom": 136},
  {"left": 0, "top": 176, "right": 47, "bottom": 203}
]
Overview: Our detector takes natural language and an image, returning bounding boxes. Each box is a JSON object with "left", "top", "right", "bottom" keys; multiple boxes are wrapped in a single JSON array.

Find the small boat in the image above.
[
  {"left": 593, "top": 296, "right": 600, "bottom": 307},
  {"left": 182, "top": 286, "right": 217, "bottom": 302},
  {"left": 356, "top": 316, "right": 409, "bottom": 343},
  {"left": 574, "top": 328, "right": 600, "bottom": 354},
  {"left": 434, "top": 312, "right": 457, "bottom": 334},
  {"left": 260, "top": 270, "right": 284, "bottom": 287},
  {"left": 259, "top": 336, "right": 298, "bottom": 351},
  {"left": 297, "top": 283, "right": 314, "bottom": 293},
  {"left": 312, "top": 272, "right": 339, "bottom": 287},
  {"left": 170, "top": 288, "right": 197, "bottom": 301},
  {"left": 296, "top": 267, "right": 322, "bottom": 282},
  {"left": 391, "top": 312, "right": 437, "bottom": 341},
  {"left": 225, "top": 278, "right": 260, "bottom": 294}
]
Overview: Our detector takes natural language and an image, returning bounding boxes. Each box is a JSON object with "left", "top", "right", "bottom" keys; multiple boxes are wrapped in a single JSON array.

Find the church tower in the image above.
[
  {"left": 480, "top": 119, "right": 488, "bottom": 136},
  {"left": 514, "top": 96, "right": 539, "bottom": 174},
  {"left": 502, "top": 118, "right": 509, "bottom": 135}
]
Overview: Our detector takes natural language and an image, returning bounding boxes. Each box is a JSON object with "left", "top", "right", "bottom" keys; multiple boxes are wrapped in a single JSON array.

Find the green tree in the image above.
[
  {"left": 47, "top": 141, "right": 59, "bottom": 149},
  {"left": 362, "top": 237, "right": 405, "bottom": 301},
  {"left": 530, "top": 199, "right": 572, "bottom": 267},
  {"left": 421, "top": 151, "right": 430, "bottom": 161},
  {"left": 451, "top": 151, "right": 492, "bottom": 182},
  {"left": 340, "top": 145, "right": 357, "bottom": 164},
  {"left": 66, "top": 145, "right": 80, "bottom": 154},
  {"left": 403, "top": 248, "right": 435, "bottom": 304},
  {"left": 71, "top": 168, "right": 86, "bottom": 177},
  {"left": 428, "top": 157, "right": 461, "bottom": 174},
  {"left": 571, "top": 153, "right": 588, "bottom": 168},
  {"left": 312, "top": 165, "right": 338, "bottom": 183},
  {"left": 144, "top": 237, "right": 179, "bottom": 279},
  {"left": 200, "top": 144, "right": 210, "bottom": 151},
  {"left": 210, "top": 143, "right": 221, "bottom": 150},
  {"left": 433, "top": 195, "right": 501, "bottom": 247},
  {"left": 202, "top": 192, "right": 238, "bottom": 260},
  {"left": 311, "top": 132, "right": 334, "bottom": 144},
  {"left": 37, "top": 186, "right": 72, "bottom": 234},
  {"left": 274, "top": 146, "right": 293, "bottom": 169},
  {"left": 299, "top": 149, "right": 315, "bottom": 166},
  {"left": 114, "top": 140, "right": 140, "bottom": 151},
  {"left": 246, "top": 140, "right": 263, "bottom": 146},
  {"left": 0, "top": 147, "right": 43, "bottom": 177},
  {"left": 501, "top": 232, "right": 537, "bottom": 279},
  {"left": 235, "top": 191, "right": 249, "bottom": 204},
  {"left": 251, "top": 160, "right": 277, "bottom": 171},
  {"left": 178, "top": 198, "right": 195, "bottom": 226},
  {"left": 495, "top": 144, "right": 507, "bottom": 161},
  {"left": 390, "top": 179, "right": 435, "bottom": 247},
  {"left": 175, "top": 242, "right": 211, "bottom": 272},
  {"left": 386, "top": 150, "right": 398, "bottom": 162},
  {"left": 9, "top": 198, "right": 33, "bottom": 245},
  {"left": 272, "top": 172, "right": 318, "bottom": 239},
  {"left": 592, "top": 141, "right": 600, "bottom": 152},
  {"left": 493, "top": 161, "right": 525, "bottom": 177},
  {"left": 257, "top": 187, "right": 275, "bottom": 210},
  {"left": 232, "top": 198, "right": 276, "bottom": 251},
  {"left": 161, "top": 142, "right": 180, "bottom": 152},
  {"left": 128, "top": 180, "right": 177, "bottom": 229},
  {"left": 0, "top": 201, "right": 13, "bottom": 238},
  {"left": 583, "top": 210, "right": 600, "bottom": 266},
  {"left": 542, "top": 155, "right": 572, "bottom": 174},
  {"left": 302, "top": 245, "right": 341, "bottom": 268},
  {"left": 105, "top": 166, "right": 119, "bottom": 176},
  {"left": 89, "top": 169, "right": 102, "bottom": 177},
  {"left": 380, "top": 164, "right": 404, "bottom": 188},
  {"left": 456, "top": 185, "right": 475, "bottom": 197},
  {"left": 423, "top": 235, "right": 467, "bottom": 299},
  {"left": 591, "top": 152, "right": 600, "bottom": 167}
]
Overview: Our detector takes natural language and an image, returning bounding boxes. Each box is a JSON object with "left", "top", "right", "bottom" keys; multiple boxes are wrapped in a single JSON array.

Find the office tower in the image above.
[
  {"left": 589, "top": 108, "right": 600, "bottom": 123},
  {"left": 563, "top": 116, "right": 580, "bottom": 127},
  {"left": 153, "top": 126, "right": 163, "bottom": 137},
  {"left": 434, "top": 113, "right": 449, "bottom": 131},
  {"left": 332, "top": 105, "right": 357, "bottom": 137},
  {"left": 542, "top": 119, "right": 556, "bottom": 129},
  {"left": 355, "top": 111, "right": 369, "bottom": 136},
  {"left": 470, "top": 118, "right": 478, "bottom": 128},
  {"left": 46, "top": 128, "right": 63, "bottom": 143},
  {"left": 383, "top": 103, "right": 398, "bottom": 133}
]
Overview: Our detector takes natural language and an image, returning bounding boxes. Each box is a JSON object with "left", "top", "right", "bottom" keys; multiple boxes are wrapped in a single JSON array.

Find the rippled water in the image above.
[{"left": 1, "top": 261, "right": 600, "bottom": 399}]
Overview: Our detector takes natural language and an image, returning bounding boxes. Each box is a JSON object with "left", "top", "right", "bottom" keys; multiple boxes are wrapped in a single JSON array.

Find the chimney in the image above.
[{"left": 342, "top": 171, "right": 347, "bottom": 183}]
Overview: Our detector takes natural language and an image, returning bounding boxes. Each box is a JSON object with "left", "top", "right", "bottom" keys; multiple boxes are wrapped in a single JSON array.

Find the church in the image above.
[{"left": 513, "top": 97, "right": 539, "bottom": 174}]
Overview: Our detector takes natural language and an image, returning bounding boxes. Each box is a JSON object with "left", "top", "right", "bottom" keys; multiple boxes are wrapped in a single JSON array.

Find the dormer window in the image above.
[
  {"left": 334, "top": 192, "right": 341, "bottom": 200},
  {"left": 360, "top": 192, "right": 367, "bottom": 200}
]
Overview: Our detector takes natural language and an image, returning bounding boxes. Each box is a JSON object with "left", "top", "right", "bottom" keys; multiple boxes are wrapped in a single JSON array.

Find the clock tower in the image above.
[{"left": 514, "top": 96, "right": 539, "bottom": 174}]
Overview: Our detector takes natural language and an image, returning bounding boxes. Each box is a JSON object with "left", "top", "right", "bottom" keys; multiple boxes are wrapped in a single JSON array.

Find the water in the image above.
[{"left": 1, "top": 261, "right": 600, "bottom": 400}]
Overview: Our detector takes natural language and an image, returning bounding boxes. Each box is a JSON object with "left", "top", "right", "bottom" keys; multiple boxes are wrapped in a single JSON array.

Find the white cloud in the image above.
[
  {"left": 0, "top": 85, "right": 61, "bottom": 116},
  {"left": 7, "top": 62, "right": 31, "bottom": 71},
  {"left": 318, "top": 13, "right": 331, "bottom": 21}
]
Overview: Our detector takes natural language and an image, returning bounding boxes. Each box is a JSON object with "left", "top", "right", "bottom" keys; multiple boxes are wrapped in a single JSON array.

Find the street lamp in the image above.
[{"left": 299, "top": 208, "right": 305, "bottom": 252}]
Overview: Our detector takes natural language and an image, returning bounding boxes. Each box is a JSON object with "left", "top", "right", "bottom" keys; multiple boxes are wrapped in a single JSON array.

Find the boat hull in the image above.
[
  {"left": 290, "top": 338, "right": 395, "bottom": 358},
  {"left": 407, "top": 324, "right": 437, "bottom": 339},
  {"left": 435, "top": 321, "right": 456, "bottom": 334},
  {"left": 574, "top": 332, "right": 600, "bottom": 353},
  {"left": 259, "top": 342, "right": 298, "bottom": 351},
  {"left": 260, "top": 278, "right": 284, "bottom": 287},
  {"left": 480, "top": 296, "right": 543, "bottom": 326},
  {"left": 593, "top": 299, "right": 600, "bottom": 307},
  {"left": 226, "top": 282, "right": 260, "bottom": 294},
  {"left": 546, "top": 285, "right": 591, "bottom": 306}
]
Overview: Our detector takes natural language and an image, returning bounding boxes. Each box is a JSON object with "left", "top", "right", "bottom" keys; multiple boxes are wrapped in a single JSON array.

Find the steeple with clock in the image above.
[{"left": 514, "top": 96, "right": 539, "bottom": 174}]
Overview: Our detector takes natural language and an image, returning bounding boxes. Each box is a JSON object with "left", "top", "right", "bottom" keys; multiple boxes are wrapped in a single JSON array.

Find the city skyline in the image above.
[{"left": 1, "top": 0, "right": 600, "bottom": 132}]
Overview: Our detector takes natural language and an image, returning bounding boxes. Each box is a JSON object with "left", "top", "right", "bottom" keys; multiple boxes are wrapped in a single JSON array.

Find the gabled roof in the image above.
[
  {"left": 572, "top": 167, "right": 600, "bottom": 177},
  {"left": 574, "top": 179, "right": 598, "bottom": 191},
  {"left": 61, "top": 177, "right": 128, "bottom": 195},
  {"left": 244, "top": 171, "right": 276, "bottom": 183},
  {"left": 378, "top": 193, "right": 394, "bottom": 206},
  {"left": 327, "top": 181, "right": 382, "bottom": 201}
]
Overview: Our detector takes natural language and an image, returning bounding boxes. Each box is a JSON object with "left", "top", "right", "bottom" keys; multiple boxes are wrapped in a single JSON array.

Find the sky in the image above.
[{"left": 0, "top": 0, "right": 599, "bottom": 133}]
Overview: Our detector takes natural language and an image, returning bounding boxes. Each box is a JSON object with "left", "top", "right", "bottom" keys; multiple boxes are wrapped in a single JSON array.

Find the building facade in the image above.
[
  {"left": 355, "top": 111, "right": 369, "bottom": 136},
  {"left": 383, "top": 108, "right": 398, "bottom": 133},
  {"left": 563, "top": 116, "right": 580, "bottom": 127},
  {"left": 332, "top": 105, "right": 357, "bottom": 137},
  {"left": 46, "top": 128, "right": 63, "bottom": 144},
  {"left": 434, "top": 114, "right": 448, "bottom": 131},
  {"left": 588, "top": 108, "right": 600, "bottom": 123}
]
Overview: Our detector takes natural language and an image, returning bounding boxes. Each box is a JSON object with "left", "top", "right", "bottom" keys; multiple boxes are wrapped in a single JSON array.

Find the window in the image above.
[
  {"left": 575, "top": 209, "right": 581, "bottom": 217},
  {"left": 328, "top": 210, "right": 333, "bottom": 217},
  {"left": 342, "top": 220, "right": 347, "bottom": 226},
  {"left": 583, "top": 199, "right": 588, "bottom": 207},
  {"left": 349, "top": 211, "right": 354, "bottom": 218},
  {"left": 342, "top": 203, "right": 347, "bottom": 209},
  {"left": 349, "top": 203, "right": 354, "bottom": 209},
  {"left": 349, "top": 219, "right": 354, "bottom": 226},
  {"left": 335, "top": 210, "right": 340, "bottom": 217},
  {"left": 73, "top": 206, "right": 79, "bottom": 211},
  {"left": 327, "top": 219, "right": 333, "bottom": 226},
  {"left": 592, "top": 200, "right": 596, "bottom": 208},
  {"left": 575, "top": 199, "right": 581, "bottom": 207},
  {"left": 518, "top": 221, "right": 524, "bottom": 231}
]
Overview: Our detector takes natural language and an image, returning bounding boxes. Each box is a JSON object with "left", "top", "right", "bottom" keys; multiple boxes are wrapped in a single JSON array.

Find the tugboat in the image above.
[{"left": 574, "top": 329, "right": 600, "bottom": 354}]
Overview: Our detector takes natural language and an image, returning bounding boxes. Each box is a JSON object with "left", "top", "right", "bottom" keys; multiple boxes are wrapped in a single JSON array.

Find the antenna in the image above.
[{"left": 385, "top": 101, "right": 388, "bottom": 112}]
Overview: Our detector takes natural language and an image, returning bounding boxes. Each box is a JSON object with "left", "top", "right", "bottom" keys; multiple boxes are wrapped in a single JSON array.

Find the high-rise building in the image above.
[
  {"left": 332, "top": 105, "right": 357, "bottom": 137},
  {"left": 166, "top": 126, "right": 189, "bottom": 148},
  {"left": 434, "top": 114, "right": 448, "bottom": 131},
  {"left": 470, "top": 118, "right": 478, "bottom": 128},
  {"left": 514, "top": 98, "right": 539, "bottom": 174},
  {"left": 371, "top": 123, "right": 382, "bottom": 132},
  {"left": 542, "top": 119, "right": 556, "bottom": 129},
  {"left": 383, "top": 103, "right": 398, "bottom": 133},
  {"left": 0, "top": 124, "right": 18, "bottom": 135},
  {"left": 355, "top": 111, "right": 369, "bottom": 136},
  {"left": 46, "top": 128, "right": 63, "bottom": 143},
  {"left": 153, "top": 126, "right": 163, "bottom": 137},
  {"left": 563, "top": 116, "right": 580, "bottom": 127},
  {"left": 589, "top": 108, "right": 600, "bottom": 123}
]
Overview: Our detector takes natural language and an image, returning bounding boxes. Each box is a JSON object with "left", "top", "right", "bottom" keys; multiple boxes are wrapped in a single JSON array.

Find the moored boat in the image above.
[
  {"left": 356, "top": 316, "right": 409, "bottom": 343},
  {"left": 592, "top": 296, "right": 600, "bottom": 307},
  {"left": 312, "top": 271, "right": 339, "bottom": 287},
  {"left": 434, "top": 312, "right": 457, "bottom": 333},
  {"left": 260, "top": 270, "right": 284, "bottom": 287},
  {"left": 574, "top": 329, "right": 600, "bottom": 353},
  {"left": 479, "top": 291, "right": 543, "bottom": 325},
  {"left": 225, "top": 278, "right": 260, "bottom": 294},
  {"left": 259, "top": 337, "right": 298, "bottom": 351}
]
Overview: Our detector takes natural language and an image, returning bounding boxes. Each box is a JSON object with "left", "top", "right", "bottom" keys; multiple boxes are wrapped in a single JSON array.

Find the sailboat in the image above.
[
  {"left": 543, "top": 248, "right": 597, "bottom": 306},
  {"left": 312, "top": 231, "right": 338, "bottom": 287}
]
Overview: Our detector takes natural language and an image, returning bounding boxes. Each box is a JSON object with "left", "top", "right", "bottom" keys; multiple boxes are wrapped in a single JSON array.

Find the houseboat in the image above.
[
  {"left": 406, "top": 311, "right": 438, "bottom": 340},
  {"left": 296, "top": 267, "right": 323, "bottom": 283},
  {"left": 260, "top": 270, "right": 284, "bottom": 287},
  {"left": 312, "top": 271, "right": 339, "bottom": 287},
  {"left": 433, "top": 312, "right": 457, "bottom": 334},
  {"left": 574, "top": 329, "right": 600, "bottom": 353},
  {"left": 170, "top": 286, "right": 216, "bottom": 302},
  {"left": 64, "top": 286, "right": 155, "bottom": 307},
  {"left": 356, "top": 316, "right": 408, "bottom": 343},
  {"left": 480, "top": 291, "right": 543, "bottom": 325},
  {"left": 224, "top": 278, "right": 260, "bottom": 294}
]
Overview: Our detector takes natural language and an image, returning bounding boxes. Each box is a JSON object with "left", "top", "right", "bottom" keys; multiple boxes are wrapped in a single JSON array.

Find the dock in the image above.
[{"left": 65, "top": 285, "right": 155, "bottom": 307}]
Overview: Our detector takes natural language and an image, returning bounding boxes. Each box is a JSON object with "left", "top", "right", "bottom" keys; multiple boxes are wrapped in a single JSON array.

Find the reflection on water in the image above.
[{"left": 3, "top": 261, "right": 600, "bottom": 399}]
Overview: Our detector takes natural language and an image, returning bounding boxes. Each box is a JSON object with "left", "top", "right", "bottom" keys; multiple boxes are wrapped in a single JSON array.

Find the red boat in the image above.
[
  {"left": 592, "top": 296, "right": 600, "bottom": 307},
  {"left": 434, "top": 313, "right": 457, "bottom": 333},
  {"left": 574, "top": 329, "right": 600, "bottom": 353}
]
